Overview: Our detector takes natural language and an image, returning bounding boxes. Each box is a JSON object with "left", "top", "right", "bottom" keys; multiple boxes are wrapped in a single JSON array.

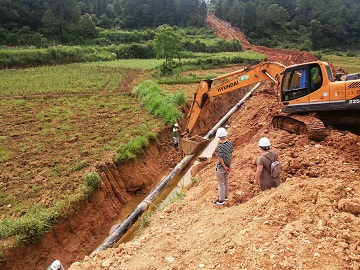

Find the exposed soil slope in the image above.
[
  {"left": 206, "top": 14, "right": 318, "bottom": 66},
  {"left": 67, "top": 15, "right": 360, "bottom": 270},
  {"left": 69, "top": 83, "right": 360, "bottom": 270}
]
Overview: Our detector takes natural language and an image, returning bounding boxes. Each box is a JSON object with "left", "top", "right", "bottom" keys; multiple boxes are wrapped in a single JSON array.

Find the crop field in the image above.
[
  {"left": 0, "top": 59, "right": 171, "bottom": 247},
  {"left": 0, "top": 60, "right": 164, "bottom": 96}
]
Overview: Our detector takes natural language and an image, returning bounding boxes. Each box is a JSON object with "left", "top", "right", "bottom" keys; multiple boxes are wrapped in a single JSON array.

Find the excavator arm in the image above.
[{"left": 184, "top": 62, "right": 286, "bottom": 136}]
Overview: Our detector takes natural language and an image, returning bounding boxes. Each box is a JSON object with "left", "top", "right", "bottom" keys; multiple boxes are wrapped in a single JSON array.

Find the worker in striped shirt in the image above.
[{"left": 214, "top": 127, "right": 233, "bottom": 206}]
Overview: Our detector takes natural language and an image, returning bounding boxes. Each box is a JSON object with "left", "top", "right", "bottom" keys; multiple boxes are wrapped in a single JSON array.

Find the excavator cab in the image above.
[{"left": 280, "top": 63, "right": 326, "bottom": 104}]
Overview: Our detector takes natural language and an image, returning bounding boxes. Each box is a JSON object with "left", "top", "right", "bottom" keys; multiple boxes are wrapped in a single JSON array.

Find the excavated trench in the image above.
[{"left": 0, "top": 86, "right": 250, "bottom": 270}]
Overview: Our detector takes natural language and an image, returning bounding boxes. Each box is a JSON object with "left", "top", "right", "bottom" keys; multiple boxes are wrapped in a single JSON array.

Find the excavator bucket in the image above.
[{"left": 181, "top": 135, "right": 209, "bottom": 155}]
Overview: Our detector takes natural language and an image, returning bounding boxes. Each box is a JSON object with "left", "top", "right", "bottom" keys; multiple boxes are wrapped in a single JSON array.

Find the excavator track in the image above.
[{"left": 272, "top": 114, "right": 326, "bottom": 141}]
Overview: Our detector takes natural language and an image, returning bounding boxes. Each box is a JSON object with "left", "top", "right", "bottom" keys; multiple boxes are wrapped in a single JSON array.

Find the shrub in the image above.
[
  {"left": 346, "top": 51, "right": 357, "bottom": 57},
  {"left": 83, "top": 172, "right": 101, "bottom": 190}
]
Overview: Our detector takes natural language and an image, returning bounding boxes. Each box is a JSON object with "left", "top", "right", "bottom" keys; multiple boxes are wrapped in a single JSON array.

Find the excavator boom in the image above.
[{"left": 185, "top": 62, "right": 285, "bottom": 136}]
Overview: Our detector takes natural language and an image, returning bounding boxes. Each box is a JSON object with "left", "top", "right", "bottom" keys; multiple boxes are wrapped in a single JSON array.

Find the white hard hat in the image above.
[
  {"left": 51, "top": 260, "right": 62, "bottom": 270},
  {"left": 258, "top": 137, "right": 271, "bottom": 147},
  {"left": 174, "top": 123, "right": 179, "bottom": 127},
  {"left": 216, "top": 127, "right": 228, "bottom": 138}
]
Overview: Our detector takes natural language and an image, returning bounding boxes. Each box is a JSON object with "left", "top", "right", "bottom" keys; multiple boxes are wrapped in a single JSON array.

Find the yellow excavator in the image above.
[{"left": 181, "top": 61, "right": 360, "bottom": 154}]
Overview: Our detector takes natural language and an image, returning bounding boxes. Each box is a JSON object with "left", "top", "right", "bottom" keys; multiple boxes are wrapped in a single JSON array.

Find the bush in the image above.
[{"left": 83, "top": 172, "right": 101, "bottom": 190}]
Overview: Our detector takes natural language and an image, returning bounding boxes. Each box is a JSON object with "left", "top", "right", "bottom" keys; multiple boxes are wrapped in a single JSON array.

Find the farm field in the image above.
[{"left": 0, "top": 59, "right": 177, "bottom": 268}]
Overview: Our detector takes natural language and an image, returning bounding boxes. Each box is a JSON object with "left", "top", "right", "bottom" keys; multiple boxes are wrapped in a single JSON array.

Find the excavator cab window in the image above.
[
  {"left": 281, "top": 63, "right": 324, "bottom": 101},
  {"left": 281, "top": 67, "right": 309, "bottom": 101}
]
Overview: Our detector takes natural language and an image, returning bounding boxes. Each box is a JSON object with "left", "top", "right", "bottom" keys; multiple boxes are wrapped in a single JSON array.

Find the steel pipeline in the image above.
[{"left": 93, "top": 82, "right": 262, "bottom": 253}]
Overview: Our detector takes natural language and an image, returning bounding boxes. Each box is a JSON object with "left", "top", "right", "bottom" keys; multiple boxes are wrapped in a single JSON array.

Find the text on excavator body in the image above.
[{"left": 217, "top": 75, "right": 250, "bottom": 92}]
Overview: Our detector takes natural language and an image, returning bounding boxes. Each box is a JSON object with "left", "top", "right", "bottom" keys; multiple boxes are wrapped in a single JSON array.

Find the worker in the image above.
[
  {"left": 172, "top": 123, "right": 181, "bottom": 150},
  {"left": 254, "top": 137, "right": 280, "bottom": 191},
  {"left": 47, "top": 259, "right": 65, "bottom": 270},
  {"left": 214, "top": 127, "right": 233, "bottom": 206},
  {"left": 311, "top": 66, "right": 322, "bottom": 90}
]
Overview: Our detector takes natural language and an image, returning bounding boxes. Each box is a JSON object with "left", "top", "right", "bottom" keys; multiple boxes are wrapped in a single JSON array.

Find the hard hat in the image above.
[
  {"left": 174, "top": 123, "right": 179, "bottom": 127},
  {"left": 258, "top": 137, "right": 271, "bottom": 147},
  {"left": 216, "top": 127, "right": 228, "bottom": 138},
  {"left": 51, "top": 260, "right": 62, "bottom": 270}
]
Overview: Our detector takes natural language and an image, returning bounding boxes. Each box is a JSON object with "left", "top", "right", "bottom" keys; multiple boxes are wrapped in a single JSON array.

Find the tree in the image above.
[
  {"left": 0, "top": 0, "right": 20, "bottom": 29},
  {"left": 153, "top": 25, "right": 182, "bottom": 63},
  {"left": 46, "top": 0, "right": 80, "bottom": 36},
  {"left": 98, "top": 13, "right": 114, "bottom": 29},
  {"left": 40, "top": 8, "right": 61, "bottom": 35},
  {"left": 265, "top": 4, "right": 290, "bottom": 29},
  {"left": 241, "top": 1, "right": 256, "bottom": 33},
  {"left": 76, "top": 13, "right": 98, "bottom": 37},
  {"left": 174, "top": 0, "right": 207, "bottom": 26},
  {"left": 309, "top": 19, "right": 323, "bottom": 49}
]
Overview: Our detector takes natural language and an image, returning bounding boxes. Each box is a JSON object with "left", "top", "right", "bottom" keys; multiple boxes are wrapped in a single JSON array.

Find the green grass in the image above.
[
  {"left": 190, "top": 51, "right": 266, "bottom": 60},
  {"left": 0, "top": 59, "right": 165, "bottom": 96},
  {"left": 0, "top": 64, "right": 122, "bottom": 95},
  {"left": 321, "top": 53, "right": 360, "bottom": 73},
  {"left": 94, "top": 59, "right": 164, "bottom": 69},
  {"left": 133, "top": 80, "right": 186, "bottom": 125}
]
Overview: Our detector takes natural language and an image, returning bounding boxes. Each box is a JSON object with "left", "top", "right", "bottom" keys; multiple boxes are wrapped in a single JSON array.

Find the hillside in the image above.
[{"left": 67, "top": 15, "right": 360, "bottom": 270}]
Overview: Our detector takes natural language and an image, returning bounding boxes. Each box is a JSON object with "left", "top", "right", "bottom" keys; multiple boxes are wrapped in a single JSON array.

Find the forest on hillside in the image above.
[
  {"left": 0, "top": 0, "right": 207, "bottom": 46},
  {"left": 1, "top": 0, "right": 360, "bottom": 51},
  {"left": 210, "top": 0, "right": 360, "bottom": 50}
]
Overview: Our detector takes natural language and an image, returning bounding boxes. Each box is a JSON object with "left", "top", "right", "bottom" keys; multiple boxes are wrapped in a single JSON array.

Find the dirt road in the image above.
[
  {"left": 206, "top": 13, "right": 318, "bottom": 66},
  {"left": 67, "top": 15, "right": 360, "bottom": 270}
]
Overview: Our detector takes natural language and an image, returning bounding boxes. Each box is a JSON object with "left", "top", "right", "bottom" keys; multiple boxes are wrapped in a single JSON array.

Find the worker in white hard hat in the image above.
[
  {"left": 172, "top": 123, "right": 181, "bottom": 150},
  {"left": 47, "top": 259, "right": 65, "bottom": 270},
  {"left": 214, "top": 127, "right": 233, "bottom": 206},
  {"left": 254, "top": 137, "right": 280, "bottom": 191}
]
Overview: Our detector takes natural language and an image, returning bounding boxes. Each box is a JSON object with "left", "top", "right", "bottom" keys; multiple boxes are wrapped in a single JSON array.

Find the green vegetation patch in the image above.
[
  {"left": 0, "top": 59, "right": 190, "bottom": 247},
  {"left": 94, "top": 59, "right": 164, "bottom": 70},
  {"left": 321, "top": 53, "right": 360, "bottom": 74},
  {"left": 0, "top": 63, "right": 127, "bottom": 96},
  {"left": 133, "top": 80, "right": 186, "bottom": 125},
  {"left": 155, "top": 51, "right": 266, "bottom": 84}
]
